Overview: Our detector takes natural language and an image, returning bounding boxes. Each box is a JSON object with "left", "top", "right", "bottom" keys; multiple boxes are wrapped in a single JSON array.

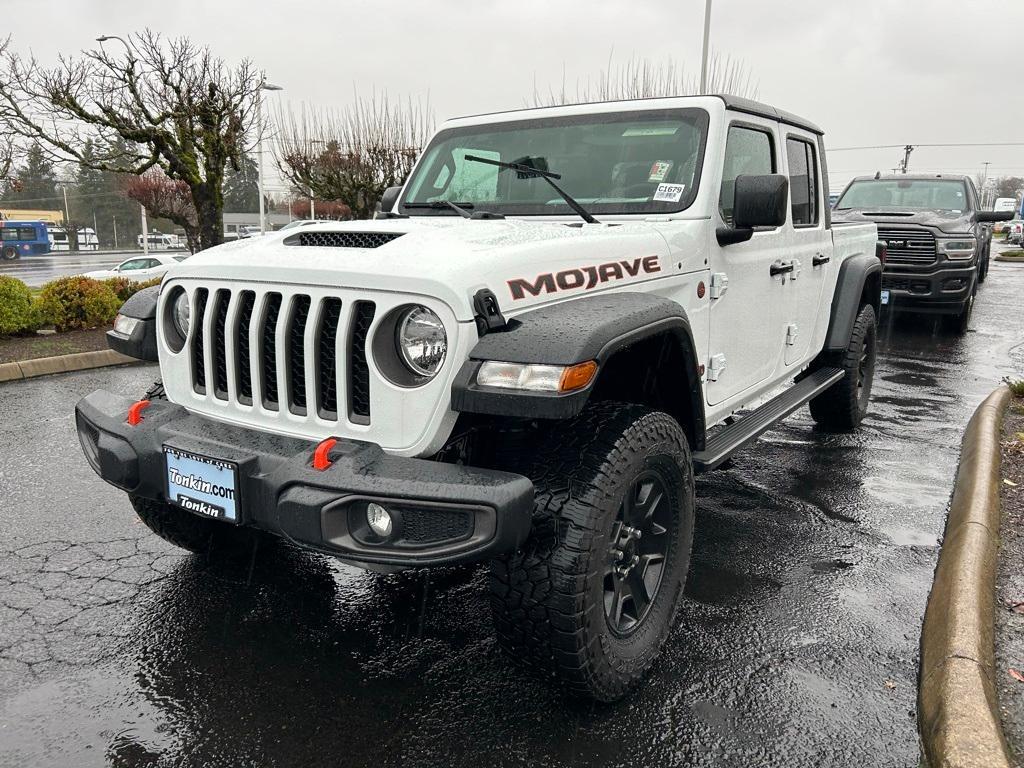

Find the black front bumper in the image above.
[
  {"left": 74, "top": 390, "right": 535, "bottom": 567},
  {"left": 881, "top": 263, "right": 976, "bottom": 315}
]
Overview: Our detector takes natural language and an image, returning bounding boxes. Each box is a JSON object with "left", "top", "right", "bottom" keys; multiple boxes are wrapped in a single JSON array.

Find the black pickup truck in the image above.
[{"left": 831, "top": 174, "right": 1011, "bottom": 333}]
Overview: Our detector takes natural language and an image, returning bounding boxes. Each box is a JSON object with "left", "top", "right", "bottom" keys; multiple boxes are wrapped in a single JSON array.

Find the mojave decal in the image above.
[{"left": 507, "top": 256, "right": 661, "bottom": 300}]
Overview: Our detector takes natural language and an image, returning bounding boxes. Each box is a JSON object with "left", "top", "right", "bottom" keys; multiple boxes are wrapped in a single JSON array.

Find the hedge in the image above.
[
  {"left": 0, "top": 276, "right": 34, "bottom": 335},
  {"left": 33, "top": 276, "right": 122, "bottom": 332},
  {"left": 103, "top": 276, "right": 163, "bottom": 303}
]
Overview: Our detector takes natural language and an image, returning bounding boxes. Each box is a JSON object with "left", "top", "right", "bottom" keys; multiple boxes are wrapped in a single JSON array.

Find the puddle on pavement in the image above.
[
  {"left": 684, "top": 563, "right": 782, "bottom": 605},
  {"left": 880, "top": 526, "right": 939, "bottom": 548},
  {"left": 810, "top": 559, "right": 855, "bottom": 574}
]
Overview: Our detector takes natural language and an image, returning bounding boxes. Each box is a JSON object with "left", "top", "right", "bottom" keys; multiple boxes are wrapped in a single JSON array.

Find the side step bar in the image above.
[{"left": 692, "top": 367, "right": 845, "bottom": 472}]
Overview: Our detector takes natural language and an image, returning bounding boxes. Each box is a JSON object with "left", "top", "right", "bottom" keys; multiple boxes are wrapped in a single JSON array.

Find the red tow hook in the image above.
[
  {"left": 313, "top": 437, "right": 338, "bottom": 471},
  {"left": 127, "top": 399, "right": 151, "bottom": 426}
]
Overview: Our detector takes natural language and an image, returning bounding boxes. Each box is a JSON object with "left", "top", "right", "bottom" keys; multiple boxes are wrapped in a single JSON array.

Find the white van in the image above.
[
  {"left": 137, "top": 232, "right": 185, "bottom": 250},
  {"left": 47, "top": 226, "right": 100, "bottom": 251}
]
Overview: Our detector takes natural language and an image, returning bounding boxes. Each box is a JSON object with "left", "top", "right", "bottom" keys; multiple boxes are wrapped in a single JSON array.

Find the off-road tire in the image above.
[
  {"left": 942, "top": 292, "right": 974, "bottom": 335},
  {"left": 489, "top": 402, "right": 696, "bottom": 702},
  {"left": 809, "top": 303, "right": 877, "bottom": 432}
]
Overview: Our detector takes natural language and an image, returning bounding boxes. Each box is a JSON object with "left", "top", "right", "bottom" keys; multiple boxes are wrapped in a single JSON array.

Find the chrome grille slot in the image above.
[{"left": 877, "top": 227, "right": 937, "bottom": 266}]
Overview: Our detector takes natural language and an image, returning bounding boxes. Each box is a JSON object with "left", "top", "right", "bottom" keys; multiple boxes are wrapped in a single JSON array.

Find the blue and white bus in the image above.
[{"left": 0, "top": 220, "right": 50, "bottom": 260}]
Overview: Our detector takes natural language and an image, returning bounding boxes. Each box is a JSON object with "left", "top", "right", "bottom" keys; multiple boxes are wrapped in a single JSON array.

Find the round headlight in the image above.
[
  {"left": 172, "top": 291, "right": 191, "bottom": 337},
  {"left": 397, "top": 306, "right": 447, "bottom": 378}
]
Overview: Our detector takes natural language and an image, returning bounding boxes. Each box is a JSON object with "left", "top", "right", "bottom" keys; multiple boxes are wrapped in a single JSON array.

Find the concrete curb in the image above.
[
  {"left": 919, "top": 385, "right": 1013, "bottom": 768},
  {"left": 994, "top": 254, "right": 1024, "bottom": 262},
  {"left": 0, "top": 349, "right": 137, "bottom": 383}
]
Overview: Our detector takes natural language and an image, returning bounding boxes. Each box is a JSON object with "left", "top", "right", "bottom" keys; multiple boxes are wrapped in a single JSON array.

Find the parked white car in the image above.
[
  {"left": 81, "top": 253, "right": 188, "bottom": 281},
  {"left": 78, "top": 95, "right": 882, "bottom": 702}
]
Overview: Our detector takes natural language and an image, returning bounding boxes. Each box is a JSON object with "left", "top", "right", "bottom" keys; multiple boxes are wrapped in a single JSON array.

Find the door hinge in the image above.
[
  {"left": 709, "top": 272, "right": 729, "bottom": 299},
  {"left": 708, "top": 353, "right": 727, "bottom": 381},
  {"left": 786, "top": 323, "right": 799, "bottom": 346}
]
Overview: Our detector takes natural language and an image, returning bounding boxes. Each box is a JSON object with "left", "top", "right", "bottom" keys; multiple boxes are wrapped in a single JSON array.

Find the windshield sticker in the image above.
[
  {"left": 653, "top": 183, "right": 685, "bottom": 203},
  {"left": 648, "top": 161, "right": 673, "bottom": 183},
  {"left": 507, "top": 256, "right": 662, "bottom": 300},
  {"left": 622, "top": 125, "right": 680, "bottom": 137}
]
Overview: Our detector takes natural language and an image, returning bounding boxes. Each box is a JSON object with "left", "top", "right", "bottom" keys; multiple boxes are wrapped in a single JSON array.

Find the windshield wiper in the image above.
[
  {"left": 464, "top": 154, "right": 599, "bottom": 224},
  {"left": 404, "top": 201, "right": 475, "bottom": 217}
]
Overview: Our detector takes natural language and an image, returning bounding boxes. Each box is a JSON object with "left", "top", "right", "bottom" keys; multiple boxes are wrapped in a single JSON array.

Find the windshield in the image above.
[
  {"left": 401, "top": 108, "right": 709, "bottom": 217},
  {"left": 836, "top": 179, "right": 968, "bottom": 212}
]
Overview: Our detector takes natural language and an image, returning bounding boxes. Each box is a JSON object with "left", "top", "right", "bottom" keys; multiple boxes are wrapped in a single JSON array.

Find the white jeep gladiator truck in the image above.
[{"left": 76, "top": 95, "right": 881, "bottom": 701}]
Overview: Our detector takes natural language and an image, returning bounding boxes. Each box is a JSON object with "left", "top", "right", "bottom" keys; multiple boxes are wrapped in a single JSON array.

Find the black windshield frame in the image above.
[{"left": 399, "top": 108, "right": 710, "bottom": 218}]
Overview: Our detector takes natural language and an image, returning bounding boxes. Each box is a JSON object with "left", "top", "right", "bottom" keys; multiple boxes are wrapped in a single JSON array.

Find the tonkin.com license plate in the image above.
[{"left": 164, "top": 446, "right": 240, "bottom": 522}]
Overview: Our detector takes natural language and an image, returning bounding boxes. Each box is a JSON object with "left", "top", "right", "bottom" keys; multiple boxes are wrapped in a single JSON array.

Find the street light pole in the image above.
[
  {"left": 699, "top": 0, "right": 713, "bottom": 94},
  {"left": 256, "top": 81, "right": 283, "bottom": 235}
]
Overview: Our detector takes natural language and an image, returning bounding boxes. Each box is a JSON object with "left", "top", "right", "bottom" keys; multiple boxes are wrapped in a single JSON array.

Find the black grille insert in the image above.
[
  {"left": 212, "top": 290, "right": 230, "bottom": 400},
  {"left": 289, "top": 231, "right": 403, "bottom": 249},
  {"left": 235, "top": 291, "right": 256, "bottom": 404},
  {"left": 191, "top": 289, "right": 208, "bottom": 394},
  {"left": 402, "top": 509, "right": 473, "bottom": 544},
  {"left": 349, "top": 302, "right": 375, "bottom": 423},
  {"left": 287, "top": 296, "right": 312, "bottom": 414},
  {"left": 316, "top": 298, "right": 343, "bottom": 419},
  {"left": 260, "top": 293, "right": 283, "bottom": 410}
]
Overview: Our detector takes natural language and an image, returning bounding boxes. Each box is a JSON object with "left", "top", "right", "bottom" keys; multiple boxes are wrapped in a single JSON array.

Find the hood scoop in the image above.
[{"left": 284, "top": 231, "right": 404, "bottom": 248}]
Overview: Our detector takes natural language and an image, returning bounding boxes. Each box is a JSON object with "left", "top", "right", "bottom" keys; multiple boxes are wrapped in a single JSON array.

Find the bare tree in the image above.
[
  {"left": 121, "top": 170, "right": 200, "bottom": 252},
  {"left": 0, "top": 31, "right": 263, "bottom": 249},
  {"left": 274, "top": 93, "right": 433, "bottom": 220},
  {"left": 530, "top": 52, "right": 759, "bottom": 106}
]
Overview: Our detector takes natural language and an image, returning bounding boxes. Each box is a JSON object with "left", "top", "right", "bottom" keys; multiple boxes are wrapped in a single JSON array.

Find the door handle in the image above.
[
  {"left": 770, "top": 260, "right": 795, "bottom": 276},
  {"left": 812, "top": 253, "right": 831, "bottom": 266}
]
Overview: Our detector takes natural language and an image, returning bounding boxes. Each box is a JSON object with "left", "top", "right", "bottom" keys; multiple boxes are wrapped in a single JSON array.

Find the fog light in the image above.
[{"left": 366, "top": 502, "right": 393, "bottom": 538}]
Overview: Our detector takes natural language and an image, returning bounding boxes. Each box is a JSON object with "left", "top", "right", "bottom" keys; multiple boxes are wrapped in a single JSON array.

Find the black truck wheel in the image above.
[
  {"left": 130, "top": 495, "right": 268, "bottom": 556},
  {"left": 2, "top": 245, "right": 18, "bottom": 261},
  {"left": 489, "top": 403, "right": 695, "bottom": 702},
  {"left": 809, "top": 303, "right": 877, "bottom": 432}
]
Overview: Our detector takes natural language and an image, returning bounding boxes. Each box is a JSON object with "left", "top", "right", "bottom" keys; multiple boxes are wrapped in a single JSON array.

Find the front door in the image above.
[{"left": 706, "top": 120, "right": 787, "bottom": 406}]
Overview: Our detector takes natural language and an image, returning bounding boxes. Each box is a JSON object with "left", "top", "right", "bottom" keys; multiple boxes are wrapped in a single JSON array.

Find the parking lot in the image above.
[{"left": 0, "top": 251, "right": 1022, "bottom": 767}]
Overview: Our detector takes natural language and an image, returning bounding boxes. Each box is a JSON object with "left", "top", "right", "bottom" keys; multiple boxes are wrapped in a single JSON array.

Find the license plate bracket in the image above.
[{"left": 164, "top": 446, "right": 240, "bottom": 523}]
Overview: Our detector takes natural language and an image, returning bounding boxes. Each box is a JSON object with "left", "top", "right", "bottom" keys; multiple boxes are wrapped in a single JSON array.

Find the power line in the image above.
[{"left": 829, "top": 141, "right": 1024, "bottom": 152}]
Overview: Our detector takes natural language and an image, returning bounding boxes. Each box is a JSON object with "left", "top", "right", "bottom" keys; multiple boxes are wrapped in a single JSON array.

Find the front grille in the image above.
[
  {"left": 189, "top": 289, "right": 376, "bottom": 424},
  {"left": 289, "top": 231, "right": 403, "bottom": 248},
  {"left": 877, "top": 227, "right": 937, "bottom": 266},
  {"left": 402, "top": 509, "right": 473, "bottom": 543}
]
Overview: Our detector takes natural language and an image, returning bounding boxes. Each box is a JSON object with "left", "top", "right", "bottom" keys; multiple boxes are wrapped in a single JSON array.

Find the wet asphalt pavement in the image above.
[
  {"left": 2, "top": 255, "right": 1024, "bottom": 767},
  {"left": 0, "top": 251, "right": 147, "bottom": 287}
]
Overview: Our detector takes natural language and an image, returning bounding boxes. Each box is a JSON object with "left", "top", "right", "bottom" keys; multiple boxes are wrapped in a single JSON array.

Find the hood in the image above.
[
  {"left": 167, "top": 217, "right": 686, "bottom": 321},
  {"left": 832, "top": 207, "right": 974, "bottom": 235}
]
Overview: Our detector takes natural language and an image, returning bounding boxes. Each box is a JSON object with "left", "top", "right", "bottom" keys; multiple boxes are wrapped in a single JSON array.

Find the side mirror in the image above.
[
  {"left": 377, "top": 186, "right": 402, "bottom": 216},
  {"left": 718, "top": 174, "right": 789, "bottom": 246},
  {"left": 977, "top": 210, "right": 1014, "bottom": 223}
]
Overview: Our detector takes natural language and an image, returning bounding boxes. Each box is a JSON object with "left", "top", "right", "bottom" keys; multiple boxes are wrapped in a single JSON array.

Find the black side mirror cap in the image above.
[
  {"left": 377, "top": 186, "right": 403, "bottom": 216},
  {"left": 977, "top": 210, "right": 1014, "bottom": 223},
  {"left": 717, "top": 174, "right": 789, "bottom": 246},
  {"left": 733, "top": 174, "right": 789, "bottom": 229}
]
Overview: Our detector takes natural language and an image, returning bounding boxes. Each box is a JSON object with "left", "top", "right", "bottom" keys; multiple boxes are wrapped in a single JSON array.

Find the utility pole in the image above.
[
  {"left": 981, "top": 161, "right": 991, "bottom": 208},
  {"left": 899, "top": 145, "right": 914, "bottom": 174},
  {"left": 140, "top": 204, "right": 149, "bottom": 256},
  {"left": 256, "top": 81, "right": 284, "bottom": 235},
  {"left": 113, "top": 216, "right": 118, "bottom": 249},
  {"left": 699, "top": 0, "right": 713, "bottom": 94}
]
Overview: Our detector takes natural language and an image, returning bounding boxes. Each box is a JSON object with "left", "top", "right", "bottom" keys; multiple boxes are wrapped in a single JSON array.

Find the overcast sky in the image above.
[{"left": 5, "top": 0, "right": 1024, "bottom": 194}]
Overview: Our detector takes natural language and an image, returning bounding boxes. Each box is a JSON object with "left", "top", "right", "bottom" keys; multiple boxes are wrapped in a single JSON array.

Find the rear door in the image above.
[
  {"left": 782, "top": 132, "right": 830, "bottom": 366},
  {"left": 706, "top": 119, "right": 787, "bottom": 406}
]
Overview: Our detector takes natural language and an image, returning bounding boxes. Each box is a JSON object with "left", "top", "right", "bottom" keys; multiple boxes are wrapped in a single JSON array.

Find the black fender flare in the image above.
[
  {"left": 823, "top": 253, "right": 882, "bottom": 352},
  {"left": 106, "top": 285, "right": 160, "bottom": 362},
  {"left": 451, "top": 292, "right": 706, "bottom": 443}
]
